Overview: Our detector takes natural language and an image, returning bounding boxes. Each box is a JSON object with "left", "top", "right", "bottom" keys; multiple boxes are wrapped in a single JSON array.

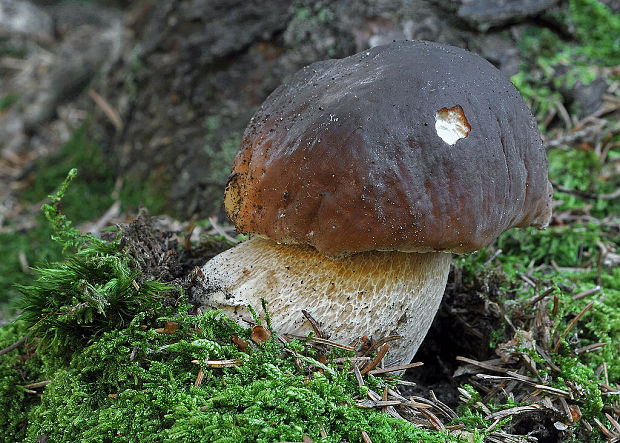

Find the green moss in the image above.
[
  {"left": 568, "top": 0, "right": 620, "bottom": 65},
  {"left": 0, "top": 320, "right": 45, "bottom": 441},
  {"left": 1, "top": 124, "right": 116, "bottom": 305},
  {"left": 511, "top": 0, "right": 620, "bottom": 117},
  {"left": 456, "top": 208, "right": 619, "bottom": 438},
  {"left": 22, "top": 121, "right": 168, "bottom": 219},
  {"left": 1, "top": 172, "right": 455, "bottom": 442},
  {"left": 20, "top": 310, "right": 452, "bottom": 442},
  {"left": 0, "top": 120, "right": 172, "bottom": 305},
  {"left": 0, "top": 37, "right": 27, "bottom": 58},
  {"left": 548, "top": 148, "right": 620, "bottom": 218}
]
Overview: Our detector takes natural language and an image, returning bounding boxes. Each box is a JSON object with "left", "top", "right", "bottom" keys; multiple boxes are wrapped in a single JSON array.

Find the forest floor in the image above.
[{"left": 1, "top": 0, "right": 619, "bottom": 442}]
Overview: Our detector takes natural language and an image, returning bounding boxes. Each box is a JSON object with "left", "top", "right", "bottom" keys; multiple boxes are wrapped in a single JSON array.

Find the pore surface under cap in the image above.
[{"left": 225, "top": 40, "right": 553, "bottom": 257}]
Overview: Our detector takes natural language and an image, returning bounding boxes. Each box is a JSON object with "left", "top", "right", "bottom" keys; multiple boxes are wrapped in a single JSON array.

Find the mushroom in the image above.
[{"left": 197, "top": 41, "right": 553, "bottom": 366}]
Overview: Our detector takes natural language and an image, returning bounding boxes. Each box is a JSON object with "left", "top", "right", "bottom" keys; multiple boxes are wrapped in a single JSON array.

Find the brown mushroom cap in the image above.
[{"left": 225, "top": 40, "right": 553, "bottom": 257}]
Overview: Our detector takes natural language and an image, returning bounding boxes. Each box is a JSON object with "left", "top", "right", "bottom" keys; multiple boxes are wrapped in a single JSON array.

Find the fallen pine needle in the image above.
[
  {"left": 194, "top": 368, "right": 205, "bottom": 387},
  {"left": 368, "top": 362, "right": 423, "bottom": 375},
  {"left": 191, "top": 359, "right": 242, "bottom": 368},
  {"left": 553, "top": 300, "right": 595, "bottom": 352},
  {"left": 23, "top": 380, "right": 52, "bottom": 389},
  {"left": 360, "top": 343, "right": 389, "bottom": 375}
]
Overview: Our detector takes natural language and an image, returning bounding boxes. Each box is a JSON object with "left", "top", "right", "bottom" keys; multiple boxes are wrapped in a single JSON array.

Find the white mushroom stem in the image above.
[{"left": 198, "top": 236, "right": 451, "bottom": 366}]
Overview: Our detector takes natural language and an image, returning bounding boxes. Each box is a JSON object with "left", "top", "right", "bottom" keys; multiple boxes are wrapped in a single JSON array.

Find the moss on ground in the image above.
[
  {"left": 511, "top": 0, "right": 620, "bottom": 118},
  {"left": 1, "top": 172, "right": 457, "bottom": 442},
  {"left": 1, "top": 1, "right": 618, "bottom": 440},
  {"left": 0, "top": 120, "right": 168, "bottom": 306}
]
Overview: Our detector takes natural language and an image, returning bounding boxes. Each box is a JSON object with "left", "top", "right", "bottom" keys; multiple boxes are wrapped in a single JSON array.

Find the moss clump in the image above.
[
  {"left": 23, "top": 310, "right": 446, "bottom": 442},
  {"left": 547, "top": 148, "right": 620, "bottom": 219},
  {"left": 0, "top": 320, "right": 45, "bottom": 441},
  {"left": 1, "top": 123, "right": 116, "bottom": 307},
  {"left": 2, "top": 171, "right": 453, "bottom": 442},
  {"left": 511, "top": 0, "right": 620, "bottom": 117},
  {"left": 0, "top": 117, "right": 171, "bottom": 306}
]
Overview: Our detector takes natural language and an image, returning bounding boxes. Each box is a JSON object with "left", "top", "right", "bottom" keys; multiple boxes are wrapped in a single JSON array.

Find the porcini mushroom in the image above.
[{"left": 197, "top": 41, "right": 553, "bottom": 366}]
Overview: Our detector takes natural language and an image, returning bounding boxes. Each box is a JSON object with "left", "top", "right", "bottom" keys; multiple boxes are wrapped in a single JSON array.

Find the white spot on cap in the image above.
[{"left": 435, "top": 105, "right": 471, "bottom": 145}]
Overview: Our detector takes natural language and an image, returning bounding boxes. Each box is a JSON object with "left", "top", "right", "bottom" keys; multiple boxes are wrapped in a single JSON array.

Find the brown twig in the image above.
[
  {"left": 191, "top": 359, "right": 242, "bottom": 368},
  {"left": 88, "top": 89, "right": 123, "bottom": 131},
  {"left": 552, "top": 183, "right": 620, "bottom": 201},
  {"left": 0, "top": 336, "right": 26, "bottom": 356},
  {"left": 572, "top": 285, "right": 602, "bottom": 301},
  {"left": 283, "top": 334, "right": 355, "bottom": 352},
  {"left": 364, "top": 335, "right": 401, "bottom": 355},
  {"left": 194, "top": 368, "right": 205, "bottom": 387},
  {"left": 360, "top": 430, "right": 373, "bottom": 443},
  {"left": 418, "top": 408, "right": 445, "bottom": 431},
  {"left": 474, "top": 249, "right": 502, "bottom": 274},
  {"left": 553, "top": 300, "right": 595, "bottom": 352},
  {"left": 360, "top": 344, "right": 389, "bottom": 375},
  {"left": 368, "top": 362, "right": 423, "bottom": 375},
  {"left": 456, "top": 356, "right": 508, "bottom": 373},
  {"left": 526, "top": 286, "right": 555, "bottom": 307},
  {"left": 23, "top": 380, "right": 52, "bottom": 389},
  {"left": 208, "top": 216, "right": 238, "bottom": 243},
  {"left": 301, "top": 310, "right": 325, "bottom": 339}
]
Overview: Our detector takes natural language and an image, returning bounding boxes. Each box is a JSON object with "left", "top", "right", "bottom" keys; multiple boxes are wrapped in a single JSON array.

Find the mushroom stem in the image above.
[{"left": 198, "top": 237, "right": 451, "bottom": 366}]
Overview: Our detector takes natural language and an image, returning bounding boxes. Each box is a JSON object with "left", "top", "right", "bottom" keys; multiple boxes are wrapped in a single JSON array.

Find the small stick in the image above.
[
  {"left": 485, "top": 418, "right": 502, "bottom": 433},
  {"left": 301, "top": 310, "right": 325, "bottom": 339},
  {"left": 419, "top": 408, "right": 445, "bottom": 431},
  {"left": 518, "top": 273, "right": 536, "bottom": 288},
  {"left": 23, "top": 380, "right": 52, "bottom": 389},
  {"left": 208, "top": 216, "right": 238, "bottom": 243},
  {"left": 283, "top": 334, "right": 355, "bottom": 351},
  {"left": 456, "top": 356, "right": 508, "bottom": 373},
  {"left": 360, "top": 344, "right": 389, "bottom": 375},
  {"left": 17, "top": 251, "right": 29, "bottom": 273},
  {"left": 552, "top": 183, "right": 620, "bottom": 201},
  {"left": 332, "top": 356, "right": 370, "bottom": 364},
  {"left": 191, "top": 359, "right": 242, "bottom": 368},
  {"left": 593, "top": 417, "right": 615, "bottom": 439},
  {"left": 474, "top": 249, "right": 502, "bottom": 274},
  {"left": 572, "top": 285, "right": 601, "bottom": 301},
  {"left": 88, "top": 89, "right": 123, "bottom": 131},
  {"left": 553, "top": 301, "right": 595, "bottom": 352},
  {"left": 368, "top": 362, "right": 423, "bottom": 375},
  {"left": 605, "top": 413, "right": 620, "bottom": 433},
  {"left": 552, "top": 293, "right": 560, "bottom": 317},
  {"left": 364, "top": 335, "right": 400, "bottom": 355},
  {"left": 194, "top": 368, "right": 205, "bottom": 387},
  {"left": 526, "top": 287, "right": 555, "bottom": 307},
  {"left": 353, "top": 365, "right": 364, "bottom": 387},
  {"left": 360, "top": 430, "right": 373, "bottom": 443},
  {"left": 575, "top": 342, "right": 607, "bottom": 354},
  {"left": 0, "top": 336, "right": 26, "bottom": 356}
]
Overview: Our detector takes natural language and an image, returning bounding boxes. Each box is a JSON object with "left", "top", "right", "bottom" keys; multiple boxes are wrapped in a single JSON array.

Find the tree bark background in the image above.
[
  {"left": 91, "top": 0, "right": 554, "bottom": 219},
  {"left": 5, "top": 0, "right": 609, "bottom": 221}
]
